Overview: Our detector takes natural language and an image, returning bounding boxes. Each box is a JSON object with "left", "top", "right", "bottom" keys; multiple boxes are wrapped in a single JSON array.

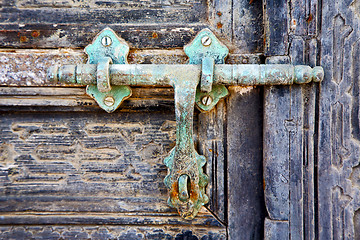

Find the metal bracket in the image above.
[
  {"left": 48, "top": 27, "right": 324, "bottom": 220},
  {"left": 184, "top": 29, "right": 229, "bottom": 112},
  {"left": 84, "top": 28, "right": 132, "bottom": 113}
]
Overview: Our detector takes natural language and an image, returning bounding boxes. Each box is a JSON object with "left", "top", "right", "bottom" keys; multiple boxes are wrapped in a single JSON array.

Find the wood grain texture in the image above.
[
  {"left": 198, "top": 100, "right": 227, "bottom": 223},
  {"left": 318, "top": 0, "right": 360, "bottom": 239},
  {"left": 263, "top": 0, "right": 288, "bottom": 56},
  {"left": 0, "top": 0, "right": 263, "bottom": 53},
  {"left": 0, "top": 0, "right": 267, "bottom": 238},
  {"left": 0, "top": 225, "right": 226, "bottom": 240},
  {"left": 263, "top": 1, "right": 319, "bottom": 237},
  {"left": 264, "top": 218, "right": 289, "bottom": 240},
  {"left": 0, "top": 109, "right": 226, "bottom": 238},
  {"left": 0, "top": 87, "right": 175, "bottom": 112},
  {"left": 226, "top": 86, "right": 265, "bottom": 240}
]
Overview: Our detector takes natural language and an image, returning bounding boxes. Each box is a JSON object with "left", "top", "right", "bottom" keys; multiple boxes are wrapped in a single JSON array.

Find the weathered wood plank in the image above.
[
  {"left": 263, "top": 84, "right": 290, "bottom": 221},
  {"left": 208, "top": 0, "right": 263, "bottom": 54},
  {"left": 232, "top": 0, "right": 263, "bottom": 53},
  {"left": 227, "top": 86, "right": 265, "bottom": 240},
  {"left": 288, "top": 37, "right": 305, "bottom": 240},
  {"left": 0, "top": 8, "right": 206, "bottom": 24},
  {"left": 0, "top": 0, "right": 264, "bottom": 52},
  {"left": 0, "top": 87, "right": 174, "bottom": 98},
  {"left": 288, "top": 85, "right": 304, "bottom": 240},
  {"left": 0, "top": 23, "right": 208, "bottom": 49},
  {"left": 264, "top": 218, "right": 289, "bottom": 240},
  {"left": 0, "top": 111, "right": 175, "bottom": 212},
  {"left": 263, "top": 0, "right": 289, "bottom": 56},
  {"left": 0, "top": 87, "right": 175, "bottom": 112},
  {"left": 2, "top": 0, "right": 203, "bottom": 8},
  {"left": 0, "top": 0, "right": 209, "bottom": 49},
  {"left": 302, "top": 83, "right": 316, "bottom": 240},
  {"left": 0, "top": 224, "right": 226, "bottom": 240},
  {"left": 318, "top": 0, "right": 360, "bottom": 238},
  {"left": 198, "top": 100, "right": 226, "bottom": 223},
  {"left": 0, "top": 101, "right": 226, "bottom": 237},
  {"left": 0, "top": 212, "right": 223, "bottom": 227},
  {"left": 0, "top": 49, "right": 261, "bottom": 87}
]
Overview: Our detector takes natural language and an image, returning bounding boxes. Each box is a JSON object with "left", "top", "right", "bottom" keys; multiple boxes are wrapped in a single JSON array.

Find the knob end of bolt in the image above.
[{"left": 312, "top": 66, "right": 324, "bottom": 82}]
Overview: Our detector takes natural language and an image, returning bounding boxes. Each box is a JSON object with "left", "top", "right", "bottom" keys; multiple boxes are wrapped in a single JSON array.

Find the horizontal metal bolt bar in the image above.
[{"left": 48, "top": 64, "right": 324, "bottom": 86}]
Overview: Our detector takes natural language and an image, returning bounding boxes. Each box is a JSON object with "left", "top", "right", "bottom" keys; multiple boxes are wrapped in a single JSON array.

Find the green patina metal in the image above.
[
  {"left": 84, "top": 28, "right": 132, "bottom": 113},
  {"left": 195, "top": 85, "right": 229, "bottom": 112},
  {"left": 47, "top": 27, "right": 325, "bottom": 220},
  {"left": 184, "top": 28, "right": 229, "bottom": 112},
  {"left": 163, "top": 68, "right": 209, "bottom": 220}
]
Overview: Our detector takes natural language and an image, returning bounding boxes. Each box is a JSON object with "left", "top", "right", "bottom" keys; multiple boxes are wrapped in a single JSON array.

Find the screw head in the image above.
[
  {"left": 201, "top": 95, "right": 213, "bottom": 106},
  {"left": 101, "top": 36, "right": 112, "bottom": 47},
  {"left": 104, "top": 96, "right": 115, "bottom": 106},
  {"left": 201, "top": 36, "right": 212, "bottom": 46}
]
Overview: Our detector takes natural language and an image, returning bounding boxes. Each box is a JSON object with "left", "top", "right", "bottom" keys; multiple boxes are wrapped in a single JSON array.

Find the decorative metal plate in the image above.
[{"left": 84, "top": 28, "right": 132, "bottom": 113}]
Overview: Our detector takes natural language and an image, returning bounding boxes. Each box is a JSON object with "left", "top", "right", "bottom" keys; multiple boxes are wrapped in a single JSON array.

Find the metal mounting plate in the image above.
[
  {"left": 84, "top": 28, "right": 132, "bottom": 113},
  {"left": 184, "top": 29, "right": 229, "bottom": 111}
]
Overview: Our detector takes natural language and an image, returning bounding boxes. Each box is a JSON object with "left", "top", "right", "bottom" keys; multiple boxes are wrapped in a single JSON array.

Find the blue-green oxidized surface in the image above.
[{"left": 85, "top": 28, "right": 132, "bottom": 113}]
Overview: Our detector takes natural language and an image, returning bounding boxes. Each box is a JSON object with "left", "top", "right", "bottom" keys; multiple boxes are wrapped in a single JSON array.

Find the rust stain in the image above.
[
  {"left": 31, "top": 31, "right": 40, "bottom": 38},
  {"left": 19, "top": 36, "right": 28, "bottom": 43},
  {"left": 152, "top": 32, "right": 158, "bottom": 39},
  {"left": 209, "top": 149, "right": 212, "bottom": 152},
  {"left": 306, "top": 14, "right": 313, "bottom": 24},
  {"left": 263, "top": 34, "right": 266, "bottom": 47},
  {"left": 217, "top": 22, "right": 223, "bottom": 29},
  {"left": 216, "top": 11, "right": 222, "bottom": 16},
  {"left": 263, "top": 178, "right": 266, "bottom": 190},
  {"left": 189, "top": 181, "right": 199, "bottom": 202},
  {"left": 170, "top": 181, "right": 179, "bottom": 199},
  {"left": 249, "top": 0, "right": 254, "bottom": 3}
]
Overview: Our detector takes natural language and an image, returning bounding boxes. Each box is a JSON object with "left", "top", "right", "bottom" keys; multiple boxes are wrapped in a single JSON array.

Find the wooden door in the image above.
[
  {"left": 0, "top": 1, "right": 265, "bottom": 239},
  {"left": 262, "top": 0, "right": 360, "bottom": 239},
  {"left": 6, "top": 0, "right": 357, "bottom": 239}
]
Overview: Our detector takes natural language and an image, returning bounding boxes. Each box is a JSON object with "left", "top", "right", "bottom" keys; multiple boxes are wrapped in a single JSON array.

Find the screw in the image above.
[
  {"left": 242, "top": 58, "right": 248, "bottom": 64},
  {"left": 201, "top": 36, "right": 212, "bottom": 46},
  {"left": 101, "top": 36, "right": 112, "bottom": 47},
  {"left": 201, "top": 95, "right": 213, "bottom": 106},
  {"left": 104, "top": 96, "right": 115, "bottom": 106}
]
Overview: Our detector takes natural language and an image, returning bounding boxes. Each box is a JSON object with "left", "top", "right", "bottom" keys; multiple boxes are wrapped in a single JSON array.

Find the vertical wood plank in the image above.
[
  {"left": 318, "top": 0, "right": 360, "bottom": 238},
  {"left": 232, "top": 0, "right": 263, "bottom": 53},
  {"left": 209, "top": 0, "right": 263, "bottom": 53},
  {"left": 199, "top": 100, "right": 226, "bottom": 223},
  {"left": 263, "top": 0, "right": 289, "bottom": 56},
  {"left": 227, "top": 86, "right": 265, "bottom": 240},
  {"left": 288, "top": 37, "right": 305, "bottom": 240},
  {"left": 263, "top": 85, "right": 290, "bottom": 221},
  {"left": 289, "top": 85, "right": 304, "bottom": 240},
  {"left": 302, "top": 83, "right": 316, "bottom": 240},
  {"left": 264, "top": 218, "right": 289, "bottom": 240}
]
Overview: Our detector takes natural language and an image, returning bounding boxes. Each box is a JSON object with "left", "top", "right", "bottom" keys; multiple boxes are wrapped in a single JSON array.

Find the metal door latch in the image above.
[{"left": 48, "top": 28, "right": 324, "bottom": 220}]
